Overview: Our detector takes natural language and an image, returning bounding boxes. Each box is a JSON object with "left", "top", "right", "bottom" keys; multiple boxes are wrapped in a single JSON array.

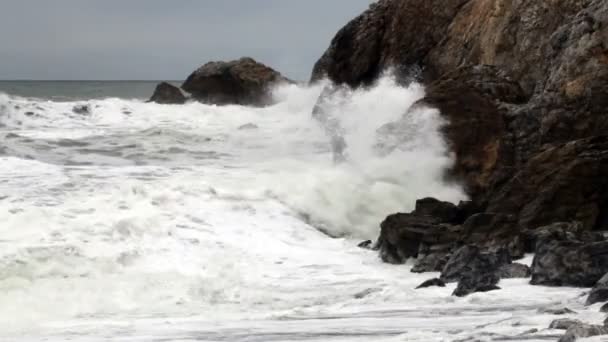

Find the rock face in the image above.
[
  {"left": 182, "top": 57, "right": 291, "bottom": 106},
  {"left": 587, "top": 273, "right": 608, "bottom": 306},
  {"left": 149, "top": 82, "right": 187, "bottom": 104},
  {"left": 531, "top": 230, "right": 608, "bottom": 287},
  {"left": 312, "top": 0, "right": 608, "bottom": 232}
]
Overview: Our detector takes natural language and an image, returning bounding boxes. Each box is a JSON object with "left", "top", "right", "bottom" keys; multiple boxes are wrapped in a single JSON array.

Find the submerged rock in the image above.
[
  {"left": 182, "top": 57, "right": 291, "bottom": 106},
  {"left": 587, "top": 273, "right": 608, "bottom": 306},
  {"left": 238, "top": 123, "right": 258, "bottom": 130},
  {"left": 550, "top": 319, "right": 583, "bottom": 330},
  {"left": 558, "top": 323, "right": 608, "bottom": 342},
  {"left": 149, "top": 82, "right": 186, "bottom": 104}
]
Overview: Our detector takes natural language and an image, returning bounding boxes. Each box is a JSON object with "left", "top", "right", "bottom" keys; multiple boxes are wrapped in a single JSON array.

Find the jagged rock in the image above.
[
  {"left": 497, "top": 263, "right": 531, "bottom": 279},
  {"left": 149, "top": 82, "right": 186, "bottom": 104},
  {"left": 486, "top": 137, "right": 608, "bottom": 230},
  {"left": 531, "top": 230, "right": 608, "bottom": 287},
  {"left": 182, "top": 57, "right": 291, "bottom": 106},
  {"left": 587, "top": 273, "right": 608, "bottom": 306},
  {"left": 411, "top": 243, "right": 454, "bottom": 273},
  {"left": 550, "top": 319, "right": 583, "bottom": 330},
  {"left": 440, "top": 245, "right": 511, "bottom": 283},
  {"left": 416, "top": 278, "right": 446, "bottom": 289},
  {"left": 452, "top": 272, "right": 501, "bottom": 297},
  {"left": 461, "top": 212, "right": 525, "bottom": 259},
  {"left": 72, "top": 104, "right": 90, "bottom": 115},
  {"left": 558, "top": 323, "right": 608, "bottom": 342}
]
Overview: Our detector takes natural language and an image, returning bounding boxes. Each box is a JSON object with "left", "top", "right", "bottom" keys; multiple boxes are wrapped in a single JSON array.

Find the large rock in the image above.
[
  {"left": 182, "top": 57, "right": 290, "bottom": 106},
  {"left": 587, "top": 273, "right": 608, "bottom": 306},
  {"left": 149, "top": 82, "right": 186, "bottom": 104},
  {"left": 452, "top": 272, "right": 501, "bottom": 297},
  {"left": 531, "top": 231, "right": 608, "bottom": 287},
  {"left": 312, "top": 0, "right": 608, "bottom": 213}
]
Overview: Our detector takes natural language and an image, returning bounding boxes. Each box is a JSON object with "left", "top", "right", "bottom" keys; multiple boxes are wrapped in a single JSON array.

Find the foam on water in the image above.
[{"left": 0, "top": 79, "right": 595, "bottom": 341}]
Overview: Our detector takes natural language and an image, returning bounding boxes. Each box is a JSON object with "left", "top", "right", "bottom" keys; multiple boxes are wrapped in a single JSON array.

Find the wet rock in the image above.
[
  {"left": 497, "top": 263, "right": 531, "bottom": 279},
  {"left": 414, "top": 198, "right": 463, "bottom": 224},
  {"left": 531, "top": 231, "right": 608, "bottom": 287},
  {"left": 72, "top": 104, "right": 90, "bottom": 115},
  {"left": 601, "top": 303, "right": 608, "bottom": 313},
  {"left": 411, "top": 243, "right": 454, "bottom": 273},
  {"left": 452, "top": 272, "right": 500, "bottom": 297},
  {"left": 440, "top": 245, "right": 511, "bottom": 283},
  {"left": 357, "top": 240, "right": 373, "bottom": 249},
  {"left": 558, "top": 323, "right": 608, "bottom": 342},
  {"left": 587, "top": 273, "right": 608, "bottom": 306},
  {"left": 461, "top": 212, "right": 525, "bottom": 259},
  {"left": 416, "top": 278, "right": 446, "bottom": 289},
  {"left": 182, "top": 57, "right": 291, "bottom": 106},
  {"left": 149, "top": 82, "right": 186, "bottom": 104},
  {"left": 550, "top": 319, "right": 583, "bottom": 330},
  {"left": 238, "top": 123, "right": 258, "bottom": 130}
]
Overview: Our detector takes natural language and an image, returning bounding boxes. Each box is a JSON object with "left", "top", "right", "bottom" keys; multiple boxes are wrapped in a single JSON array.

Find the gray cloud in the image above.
[{"left": 0, "top": 0, "right": 374, "bottom": 81}]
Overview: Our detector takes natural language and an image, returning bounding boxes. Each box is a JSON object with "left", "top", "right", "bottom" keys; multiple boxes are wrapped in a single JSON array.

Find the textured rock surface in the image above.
[
  {"left": 440, "top": 245, "right": 511, "bottom": 283},
  {"left": 587, "top": 273, "right": 608, "bottom": 306},
  {"left": 313, "top": 0, "right": 608, "bottom": 229},
  {"left": 550, "top": 319, "right": 583, "bottom": 330},
  {"left": 149, "top": 82, "right": 186, "bottom": 104},
  {"left": 182, "top": 57, "right": 291, "bottom": 106},
  {"left": 497, "top": 263, "right": 531, "bottom": 279},
  {"left": 452, "top": 272, "right": 501, "bottom": 297},
  {"left": 558, "top": 323, "right": 608, "bottom": 342}
]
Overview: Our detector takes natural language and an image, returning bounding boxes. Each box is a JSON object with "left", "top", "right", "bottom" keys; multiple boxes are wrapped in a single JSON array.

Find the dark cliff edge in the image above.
[{"left": 312, "top": 0, "right": 608, "bottom": 320}]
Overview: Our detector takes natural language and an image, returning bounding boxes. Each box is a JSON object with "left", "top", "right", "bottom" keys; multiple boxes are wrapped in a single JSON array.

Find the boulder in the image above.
[
  {"left": 440, "top": 245, "right": 511, "bottom": 283},
  {"left": 72, "top": 104, "right": 91, "bottom": 115},
  {"left": 558, "top": 323, "right": 608, "bottom": 342},
  {"left": 587, "top": 273, "right": 608, "bottom": 306},
  {"left": 416, "top": 278, "right": 446, "bottom": 289},
  {"left": 182, "top": 57, "right": 291, "bottom": 106},
  {"left": 531, "top": 233, "right": 608, "bottom": 287},
  {"left": 452, "top": 272, "right": 501, "bottom": 297},
  {"left": 411, "top": 243, "right": 454, "bottom": 273},
  {"left": 550, "top": 319, "right": 583, "bottom": 330},
  {"left": 461, "top": 212, "right": 525, "bottom": 259},
  {"left": 149, "top": 82, "right": 186, "bottom": 104},
  {"left": 601, "top": 303, "right": 608, "bottom": 313},
  {"left": 497, "top": 263, "right": 531, "bottom": 279}
]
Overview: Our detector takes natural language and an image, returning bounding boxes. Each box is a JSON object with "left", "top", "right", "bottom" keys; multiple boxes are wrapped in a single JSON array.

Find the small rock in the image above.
[
  {"left": 416, "top": 278, "right": 446, "bottom": 289},
  {"left": 538, "top": 307, "right": 576, "bottom": 315},
  {"left": 550, "top": 319, "right": 583, "bottom": 330},
  {"left": 497, "top": 263, "right": 531, "bottom": 279},
  {"left": 24, "top": 111, "right": 35, "bottom": 116},
  {"left": 357, "top": 240, "right": 373, "bottom": 249},
  {"left": 601, "top": 303, "right": 608, "bottom": 313},
  {"left": 72, "top": 104, "right": 91, "bottom": 115}
]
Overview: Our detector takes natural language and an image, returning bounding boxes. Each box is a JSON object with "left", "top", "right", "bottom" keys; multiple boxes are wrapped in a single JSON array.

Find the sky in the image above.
[{"left": 0, "top": 0, "right": 375, "bottom": 81}]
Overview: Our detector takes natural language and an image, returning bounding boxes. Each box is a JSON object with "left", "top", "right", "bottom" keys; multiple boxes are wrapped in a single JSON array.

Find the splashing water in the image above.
[{"left": 0, "top": 79, "right": 592, "bottom": 342}]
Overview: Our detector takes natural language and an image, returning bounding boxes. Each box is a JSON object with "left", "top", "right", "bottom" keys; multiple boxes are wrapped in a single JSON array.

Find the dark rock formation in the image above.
[
  {"left": 550, "top": 319, "right": 584, "bottom": 330},
  {"left": 601, "top": 303, "right": 608, "bottom": 313},
  {"left": 411, "top": 243, "right": 454, "bottom": 273},
  {"left": 313, "top": 0, "right": 608, "bottom": 228},
  {"left": 497, "top": 263, "right": 531, "bottom": 279},
  {"left": 149, "top": 82, "right": 186, "bottom": 104},
  {"left": 452, "top": 272, "right": 500, "bottom": 297},
  {"left": 440, "top": 245, "right": 511, "bottom": 283},
  {"left": 531, "top": 230, "right": 608, "bottom": 287},
  {"left": 357, "top": 240, "right": 373, "bottom": 249},
  {"left": 416, "top": 278, "right": 446, "bottom": 289},
  {"left": 587, "top": 273, "right": 608, "bottom": 306},
  {"left": 558, "top": 323, "right": 608, "bottom": 342},
  {"left": 182, "top": 57, "right": 291, "bottom": 106},
  {"left": 72, "top": 104, "right": 90, "bottom": 115}
]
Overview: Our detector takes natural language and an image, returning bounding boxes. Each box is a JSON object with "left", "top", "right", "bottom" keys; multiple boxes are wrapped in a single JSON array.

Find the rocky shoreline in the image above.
[{"left": 143, "top": 1, "right": 608, "bottom": 339}]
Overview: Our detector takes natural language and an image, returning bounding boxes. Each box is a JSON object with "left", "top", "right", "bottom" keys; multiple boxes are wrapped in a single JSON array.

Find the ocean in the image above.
[{"left": 0, "top": 79, "right": 599, "bottom": 341}]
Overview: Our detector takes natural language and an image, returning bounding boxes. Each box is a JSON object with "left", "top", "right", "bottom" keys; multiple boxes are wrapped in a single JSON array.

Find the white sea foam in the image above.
[{"left": 0, "top": 80, "right": 594, "bottom": 341}]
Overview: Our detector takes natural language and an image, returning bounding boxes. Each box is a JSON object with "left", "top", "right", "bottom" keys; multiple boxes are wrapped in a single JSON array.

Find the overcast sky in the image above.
[{"left": 0, "top": 1, "right": 374, "bottom": 81}]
